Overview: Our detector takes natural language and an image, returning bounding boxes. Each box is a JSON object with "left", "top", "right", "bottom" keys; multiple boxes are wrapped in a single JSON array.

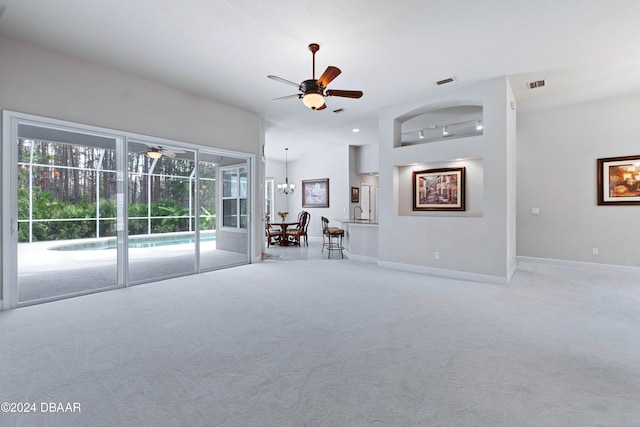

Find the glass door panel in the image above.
[
  {"left": 127, "top": 141, "right": 196, "bottom": 283},
  {"left": 16, "top": 125, "right": 121, "bottom": 304},
  {"left": 199, "top": 153, "right": 249, "bottom": 270}
]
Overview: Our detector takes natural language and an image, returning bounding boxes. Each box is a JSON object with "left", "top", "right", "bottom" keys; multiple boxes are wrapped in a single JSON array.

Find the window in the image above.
[
  {"left": 222, "top": 165, "right": 247, "bottom": 229},
  {"left": 265, "top": 178, "right": 275, "bottom": 221}
]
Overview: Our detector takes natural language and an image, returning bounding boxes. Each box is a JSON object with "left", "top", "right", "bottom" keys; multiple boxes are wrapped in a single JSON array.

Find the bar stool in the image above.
[{"left": 321, "top": 216, "right": 345, "bottom": 258}]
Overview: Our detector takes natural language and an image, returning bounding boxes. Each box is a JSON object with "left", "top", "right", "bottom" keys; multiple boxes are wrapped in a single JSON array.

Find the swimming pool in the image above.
[{"left": 49, "top": 233, "right": 216, "bottom": 251}]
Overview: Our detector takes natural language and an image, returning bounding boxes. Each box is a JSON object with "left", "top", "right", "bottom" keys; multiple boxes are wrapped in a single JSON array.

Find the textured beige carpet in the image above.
[{"left": 1, "top": 259, "right": 639, "bottom": 426}]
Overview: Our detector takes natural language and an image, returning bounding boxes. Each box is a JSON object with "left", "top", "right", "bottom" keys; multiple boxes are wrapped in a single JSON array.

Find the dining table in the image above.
[{"left": 270, "top": 221, "right": 299, "bottom": 246}]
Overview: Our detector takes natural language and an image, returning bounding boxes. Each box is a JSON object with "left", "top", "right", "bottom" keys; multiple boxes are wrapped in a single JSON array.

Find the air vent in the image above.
[
  {"left": 436, "top": 77, "right": 457, "bottom": 86},
  {"left": 527, "top": 79, "right": 546, "bottom": 90},
  {"left": 333, "top": 108, "right": 345, "bottom": 113}
]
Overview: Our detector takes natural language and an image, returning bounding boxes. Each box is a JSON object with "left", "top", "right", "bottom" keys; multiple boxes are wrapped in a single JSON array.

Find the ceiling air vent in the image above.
[
  {"left": 333, "top": 108, "right": 345, "bottom": 113},
  {"left": 436, "top": 77, "right": 457, "bottom": 86},
  {"left": 527, "top": 79, "right": 546, "bottom": 90}
]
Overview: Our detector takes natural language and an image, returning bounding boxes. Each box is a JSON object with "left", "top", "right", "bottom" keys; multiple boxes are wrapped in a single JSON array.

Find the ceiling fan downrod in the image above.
[{"left": 308, "top": 43, "right": 319, "bottom": 80}]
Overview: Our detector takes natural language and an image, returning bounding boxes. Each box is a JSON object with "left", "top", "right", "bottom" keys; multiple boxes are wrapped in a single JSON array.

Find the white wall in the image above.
[
  {"left": 0, "top": 35, "right": 264, "bottom": 298},
  {"left": 284, "top": 145, "right": 351, "bottom": 238},
  {"left": 356, "top": 143, "right": 379, "bottom": 174},
  {"left": 517, "top": 93, "right": 640, "bottom": 267},
  {"left": 378, "top": 77, "right": 517, "bottom": 283}
]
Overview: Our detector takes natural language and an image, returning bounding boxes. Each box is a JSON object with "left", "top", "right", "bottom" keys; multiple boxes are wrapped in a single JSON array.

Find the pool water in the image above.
[{"left": 49, "top": 234, "right": 216, "bottom": 251}]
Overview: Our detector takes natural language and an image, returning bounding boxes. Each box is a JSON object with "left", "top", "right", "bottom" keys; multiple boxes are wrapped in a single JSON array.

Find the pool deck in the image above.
[{"left": 16, "top": 235, "right": 247, "bottom": 304}]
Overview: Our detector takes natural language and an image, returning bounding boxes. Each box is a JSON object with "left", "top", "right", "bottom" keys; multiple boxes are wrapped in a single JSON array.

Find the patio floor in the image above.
[{"left": 17, "top": 238, "right": 247, "bottom": 304}]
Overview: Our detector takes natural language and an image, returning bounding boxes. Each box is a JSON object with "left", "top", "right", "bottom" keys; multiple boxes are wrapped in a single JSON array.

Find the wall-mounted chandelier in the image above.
[{"left": 277, "top": 148, "right": 295, "bottom": 195}]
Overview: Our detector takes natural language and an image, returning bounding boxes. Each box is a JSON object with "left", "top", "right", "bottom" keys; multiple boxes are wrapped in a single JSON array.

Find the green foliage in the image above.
[
  {"left": 200, "top": 206, "right": 216, "bottom": 230},
  {"left": 18, "top": 191, "right": 203, "bottom": 242},
  {"left": 150, "top": 200, "right": 189, "bottom": 233}
]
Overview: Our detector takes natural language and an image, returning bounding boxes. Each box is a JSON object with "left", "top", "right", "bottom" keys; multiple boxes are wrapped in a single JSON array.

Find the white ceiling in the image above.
[{"left": 1, "top": 0, "right": 640, "bottom": 161}]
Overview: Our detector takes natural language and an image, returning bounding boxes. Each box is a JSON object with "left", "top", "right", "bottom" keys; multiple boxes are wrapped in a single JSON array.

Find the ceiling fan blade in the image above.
[
  {"left": 326, "top": 89, "right": 363, "bottom": 99},
  {"left": 267, "top": 75, "right": 300, "bottom": 88},
  {"left": 315, "top": 103, "right": 327, "bottom": 111},
  {"left": 317, "top": 66, "right": 341, "bottom": 88},
  {"left": 272, "top": 94, "right": 301, "bottom": 101}
]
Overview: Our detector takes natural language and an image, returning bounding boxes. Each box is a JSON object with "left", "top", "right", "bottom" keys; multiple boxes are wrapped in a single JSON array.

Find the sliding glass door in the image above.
[
  {"left": 3, "top": 112, "right": 253, "bottom": 308},
  {"left": 13, "top": 122, "right": 124, "bottom": 304},
  {"left": 199, "top": 153, "right": 250, "bottom": 270},
  {"left": 127, "top": 141, "right": 197, "bottom": 283}
]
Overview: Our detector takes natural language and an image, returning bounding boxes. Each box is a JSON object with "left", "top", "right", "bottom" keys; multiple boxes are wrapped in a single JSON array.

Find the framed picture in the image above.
[
  {"left": 597, "top": 155, "right": 640, "bottom": 205},
  {"left": 302, "top": 178, "right": 329, "bottom": 208},
  {"left": 413, "top": 167, "right": 465, "bottom": 211},
  {"left": 351, "top": 187, "right": 360, "bottom": 203}
]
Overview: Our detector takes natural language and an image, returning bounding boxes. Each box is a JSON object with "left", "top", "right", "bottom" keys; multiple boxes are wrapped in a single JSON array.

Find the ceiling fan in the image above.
[
  {"left": 139, "top": 144, "right": 185, "bottom": 159},
  {"left": 268, "top": 43, "right": 363, "bottom": 110}
]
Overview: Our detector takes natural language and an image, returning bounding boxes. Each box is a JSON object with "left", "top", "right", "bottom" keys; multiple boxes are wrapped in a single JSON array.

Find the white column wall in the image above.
[{"left": 378, "top": 77, "right": 517, "bottom": 283}]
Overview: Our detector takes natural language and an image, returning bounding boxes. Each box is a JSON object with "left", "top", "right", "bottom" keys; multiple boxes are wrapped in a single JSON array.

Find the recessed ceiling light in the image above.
[{"left": 352, "top": 128, "right": 360, "bottom": 133}]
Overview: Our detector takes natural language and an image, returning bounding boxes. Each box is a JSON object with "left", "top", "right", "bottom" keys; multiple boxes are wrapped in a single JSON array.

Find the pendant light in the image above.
[{"left": 277, "top": 148, "right": 295, "bottom": 195}]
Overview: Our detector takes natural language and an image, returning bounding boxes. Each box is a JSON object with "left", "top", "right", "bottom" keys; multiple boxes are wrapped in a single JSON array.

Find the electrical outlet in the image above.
[
  {"left": 592, "top": 248, "right": 599, "bottom": 255},
  {"left": 434, "top": 252, "right": 440, "bottom": 260}
]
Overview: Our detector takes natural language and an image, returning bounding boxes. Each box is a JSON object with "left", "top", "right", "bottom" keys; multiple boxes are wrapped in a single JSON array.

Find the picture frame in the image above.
[
  {"left": 413, "top": 167, "right": 465, "bottom": 211},
  {"left": 351, "top": 187, "right": 360, "bottom": 203},
  {"left": 597, "top": 155, "right": 640, "bottom": 205},
  {"left": 302, "top": 178, "right": 330, "bottom": 208}
]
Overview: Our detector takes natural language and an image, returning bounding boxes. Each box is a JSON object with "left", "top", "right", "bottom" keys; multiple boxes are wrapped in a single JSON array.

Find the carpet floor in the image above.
[{"left": 0, "top": 258, "right": 639, "bottom": 426}]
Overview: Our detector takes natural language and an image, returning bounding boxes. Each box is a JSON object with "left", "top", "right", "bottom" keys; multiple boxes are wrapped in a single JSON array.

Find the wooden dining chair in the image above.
[
  {"left": 286, "top": 211, "right": 310, "bottom": 246},
  {"left": 265, "top": 214, "right": 281, "bottom": 247}
]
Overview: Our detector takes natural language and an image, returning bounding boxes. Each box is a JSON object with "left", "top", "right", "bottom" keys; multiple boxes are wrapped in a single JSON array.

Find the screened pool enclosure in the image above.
[{"left": 3, "top": 112, "right": 252, "bottom": 307}]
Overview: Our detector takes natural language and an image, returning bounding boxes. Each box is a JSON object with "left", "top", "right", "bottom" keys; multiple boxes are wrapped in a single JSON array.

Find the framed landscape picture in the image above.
[
  {"left": 597, "top": 155, "right": 640, "bottom": 205},
  {"left": 302, "top": 178, "right": 329, "bottom": 208},
  {"left": 413, "top": 167, "right": 465, "bottom": 211}
]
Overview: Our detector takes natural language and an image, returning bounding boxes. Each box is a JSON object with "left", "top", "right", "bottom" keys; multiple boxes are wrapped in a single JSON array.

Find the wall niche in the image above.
[{"left": 397, "top": 105, "right": 483, "bottom": 147}]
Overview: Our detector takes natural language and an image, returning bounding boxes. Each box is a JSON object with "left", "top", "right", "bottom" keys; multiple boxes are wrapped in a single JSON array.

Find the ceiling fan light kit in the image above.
[
  {"left": 301, "top": 80, "right": 325, "bottom": 109},
  {"left": 146, "top": 150, "right": 163, "bottom": 159},
  {"left": 139, "top": 144, "right": 186, "bottom": 159},
  {"left": 268, "top": 43, "right": 363, "bottom": 111}
]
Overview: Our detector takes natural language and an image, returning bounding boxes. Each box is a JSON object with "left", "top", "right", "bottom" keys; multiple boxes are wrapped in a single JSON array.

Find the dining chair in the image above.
[
  {"left": 286, "top": 211, "right": 310, "bottom": 246},
  {"left": 265, "top": 214, "right": 281, "bottom": 247}
]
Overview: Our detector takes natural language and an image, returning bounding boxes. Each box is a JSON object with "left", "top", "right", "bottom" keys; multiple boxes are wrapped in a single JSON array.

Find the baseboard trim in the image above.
[
  {"left": 516, "top": 256, "right": 640, "bottom": 273},
  {"left": 348, "top": 253, "right": 378, "bottom": 263},
  {"left": 377, "top": 260, "right": 511, "bottom": 285}
]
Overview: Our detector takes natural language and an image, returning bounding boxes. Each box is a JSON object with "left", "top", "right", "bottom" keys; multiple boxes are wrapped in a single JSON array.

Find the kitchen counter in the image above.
[
  {"left": 336, "top": 218, "right": 378, "bottom": 225},
  {"left": 335, "top": 219, "right": 378, "bottom": 262}
]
